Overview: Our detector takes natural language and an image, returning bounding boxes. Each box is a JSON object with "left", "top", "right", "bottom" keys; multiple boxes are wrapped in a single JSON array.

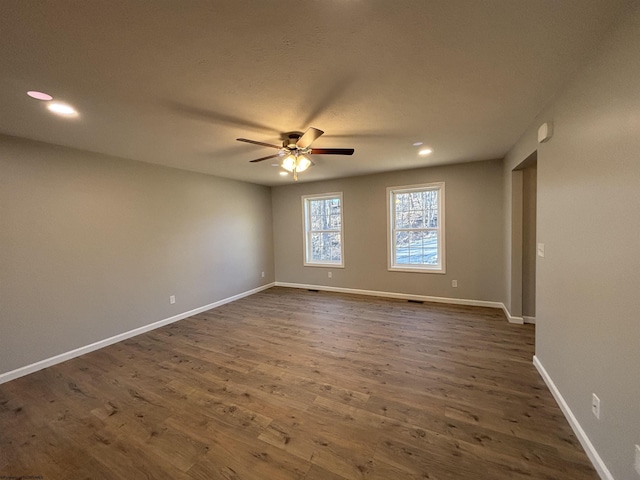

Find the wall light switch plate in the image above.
[
  {"left": 170, "top": 295, "right": 176, "bottom": 304},
  {"left": 328, "top": 271, "right": 332, "bottom": 278},
  {"left": 452, "top": 280, "right": 458, "bottom": 287},
  {"left": 634, "top": 444, "right": 640, "bottom": 475},
  {"left": 537, "top": 243, "right": 545, "bottom": 257}
]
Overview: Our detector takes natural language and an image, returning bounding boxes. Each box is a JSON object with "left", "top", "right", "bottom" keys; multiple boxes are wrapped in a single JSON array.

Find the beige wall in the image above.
[
  {"left": 503, "top": 3, "right": 640, "bottom": 478},
  {"left": 0, "top": 135, "right": 274, "bottom": 375},
  {"left": 272, "top": 159, "right": 504, "bottom": 303}
]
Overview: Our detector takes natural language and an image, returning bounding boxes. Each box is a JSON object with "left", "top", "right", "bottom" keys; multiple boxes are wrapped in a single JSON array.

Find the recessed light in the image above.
[
  {"left": 271, "top": 163, "right": 280, "bottom": 167},
  {"left": 27, "top": 91, "right": 53, "bottom": 101},
  {"left": 47, "top": 102, "right": 78, "bottom": 117},
  {"left": 279, "top": 171, "right": 288, "bottom": 176},
  {"left": 413, "top": 142, "right": 423, "bottom": 146},
  {"left": 419, "top": 148, "right": 433, "bottom": 156}
]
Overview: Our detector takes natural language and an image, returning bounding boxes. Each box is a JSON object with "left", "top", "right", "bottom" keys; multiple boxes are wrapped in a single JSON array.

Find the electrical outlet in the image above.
[
  {"left": 328, "top": 271, "right": 332, "bottom": 278},
  {"left": 170, "top": 295, "right": 176, "bottom": 304},
  {"left": 452, "top": 280, "right": 458, "bottom": 288},
  {"left": 261, "top": 271, "right": 265, "bottom": 278},
  {"left": 591, "top": 393, "right": 600, "bottom": 419},
  {"left": 634, "top": 444, "right": 640, "bottom": 475}
]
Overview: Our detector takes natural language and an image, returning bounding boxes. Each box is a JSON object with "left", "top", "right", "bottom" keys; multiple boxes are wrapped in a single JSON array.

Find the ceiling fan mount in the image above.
[
  {"left": 282, "top": 131, "right": 301, "bottom": 146},
  {"left": 237, "top": 127, "right": 355, "bottom": 181},
  {"left": 281, "top": 132, "right": 308, "bottom": 153}
]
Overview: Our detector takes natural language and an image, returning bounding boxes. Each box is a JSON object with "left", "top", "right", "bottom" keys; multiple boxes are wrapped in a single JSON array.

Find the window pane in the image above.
[
  {"left": 395, "top": 190, "right": 439, "bottom": 229},
  {"left": 329, "top": 211, "right": 341, "bottom": 229},
  {"left": 310, "top": 232, "right": 329, "bottom": 261},
  {"left": 395, "top": 230, "right": 439, "bottom": 265},
  {"left": 419, "top": 230, "right": 439, "bottom": 265},
  {"left": 330, "top": 233, "right": 341, "bottom": 261},
  {"left": 309, "top": 198, "right": 342, "bottom": 232},
  {"left": 397, "top": 207, "right": 422, "bottom": 229},
  {"left": 395, "top": 230, "right": 410, "bottom": 264},
  {"left": 322, "top": 232, "right": 333, "bottom": 261},
  {"left": 310, "top": 232, "right": 341, "bottom": 262},
  {"left": 408, "top": 230, "right": 423, "bottom": 264},
  {"left": 423, "top": 190, "right": 438, "bottom": 227},
  {"left": 311, "top": 213, "right": 324, "bottom": 231}
]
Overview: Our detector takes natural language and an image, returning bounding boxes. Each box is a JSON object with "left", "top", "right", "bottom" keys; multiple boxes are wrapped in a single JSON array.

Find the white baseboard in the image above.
[
  {"left": 523, "top": 315, "right": 536, "bottom": 324},
  {"left": 533, "top": 355, "right": 613, "bottom": 480},
  {"left": 275, "top": 281, "right": 505, "bottom": 310},
  {"left": 501, "top": 304, "right": 525, "bottom": 324},
  {"left": 0, "top": 282, "right": 275, "bottom": 385}
]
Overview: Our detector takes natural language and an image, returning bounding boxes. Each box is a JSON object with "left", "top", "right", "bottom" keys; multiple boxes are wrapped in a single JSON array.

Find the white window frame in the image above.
[
  {"left": 302, "top": 192, "right": 345, "bottom": 268},
  {"left": 387, "top": 182, "right": 445, "bottom": 274}
]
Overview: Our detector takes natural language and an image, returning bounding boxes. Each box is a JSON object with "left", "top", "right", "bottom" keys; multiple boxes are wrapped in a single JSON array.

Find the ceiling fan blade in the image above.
[
  {"left": 310, "top": 148, "right": 355, "bottom": 155},
  {"left": 237, "top": 138, "right": 281, "bottom": 149},
  {"left": 249, "top": 153, "right": 283, "bottom": 163},
  {"left": 296, "top": 127, "right": 324, "bottom": 149},
  {"left": 167, "top": 102, "right": 280, "bottom": 135}
]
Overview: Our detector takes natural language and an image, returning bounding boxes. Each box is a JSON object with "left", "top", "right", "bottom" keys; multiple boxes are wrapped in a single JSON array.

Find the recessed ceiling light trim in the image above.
[
  {"left": 413, "top": 142, "right": 423, "bottom": 146},
  {"left": 27, "top": 91, "right": 53, "bottom": 101}
]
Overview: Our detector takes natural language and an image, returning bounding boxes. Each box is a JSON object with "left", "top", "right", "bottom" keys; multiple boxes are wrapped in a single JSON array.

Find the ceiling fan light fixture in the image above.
[
  {"left": 296, "top": 155, "right": 311, "bottom": 172},
  {"left": 281, "top": 154, "right": 297, "bottom": 172}
]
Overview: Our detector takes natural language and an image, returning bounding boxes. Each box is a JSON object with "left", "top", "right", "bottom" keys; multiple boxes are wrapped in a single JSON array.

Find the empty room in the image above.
[{"left": 1, "top": 1, "right": 639, "bottom": 479}]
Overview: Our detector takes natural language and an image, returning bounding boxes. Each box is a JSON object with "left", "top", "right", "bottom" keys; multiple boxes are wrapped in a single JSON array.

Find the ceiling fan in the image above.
[{"left": 237, "top": 127, "right": 354, "bottom": 180}]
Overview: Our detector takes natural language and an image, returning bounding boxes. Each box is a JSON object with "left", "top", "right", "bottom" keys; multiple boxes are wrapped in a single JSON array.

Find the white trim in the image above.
[
  {"left": 523, "top": 316, "right": 536, "bottom": 324},
  {"left": 533, "top": 356, "right": 613, "bottom": 480},
  {"left": 275, "top": 282, "right": 503, "bottom": 309},
  {"left": 0, "top": 282, "right": 275, "bottom": 385},
  {"left": 303, "top": 263, "right": 345, "bottom": 269},
  {"left": 501, "top": 304, "right": 525, "bottom": 324},
  {"left": 302, "top": 192, "right": 345, "bottom": 268},
  {"left": 387, "top": 182, "right": 446, "bottom": 274}
]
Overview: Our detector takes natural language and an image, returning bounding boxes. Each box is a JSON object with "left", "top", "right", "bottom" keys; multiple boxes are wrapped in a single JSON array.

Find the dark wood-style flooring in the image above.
[{"left": 0, "top": 287, "right": 597, "bottom": 479}]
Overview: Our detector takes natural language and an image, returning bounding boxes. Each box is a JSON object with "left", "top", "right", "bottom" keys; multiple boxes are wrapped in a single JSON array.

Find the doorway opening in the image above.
[{"left": 511, "top": 152, "right": 537, "bottom": 324}]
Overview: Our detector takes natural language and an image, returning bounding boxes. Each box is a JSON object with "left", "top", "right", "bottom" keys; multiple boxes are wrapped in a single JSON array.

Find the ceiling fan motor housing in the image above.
[{"left": 283, "top": 132, "right": 302, "bottom": 149}]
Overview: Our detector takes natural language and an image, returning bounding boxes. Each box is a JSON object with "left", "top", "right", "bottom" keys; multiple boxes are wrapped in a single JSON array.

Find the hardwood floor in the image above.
[{"left": 0, "top": 287, "right": 597, "bottom": 479}]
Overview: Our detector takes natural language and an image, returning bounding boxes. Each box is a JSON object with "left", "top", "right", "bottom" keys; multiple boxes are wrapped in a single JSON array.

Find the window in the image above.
[
  {"left": 388, "top": 182, "right": 445, "bottom": 273},
  {"left": 303, "top": 193, "right": 344, "bottom": 267}
]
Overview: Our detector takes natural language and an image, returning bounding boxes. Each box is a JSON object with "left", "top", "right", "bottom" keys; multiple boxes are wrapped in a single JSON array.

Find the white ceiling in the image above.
[{"left": 0, "top": 1, "right": 627, "bottom": 186}]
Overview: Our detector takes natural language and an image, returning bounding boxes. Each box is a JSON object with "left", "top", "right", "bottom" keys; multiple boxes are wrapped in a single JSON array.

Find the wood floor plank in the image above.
[{"left": 0, "top": 287, "right": 597, "bottom": 479}]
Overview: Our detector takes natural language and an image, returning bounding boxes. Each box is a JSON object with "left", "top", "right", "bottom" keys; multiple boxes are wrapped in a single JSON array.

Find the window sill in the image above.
[
  {"left": 388, "top": 266, "right": 446, "bottom": 274},
  {"left": 304, "top": 262, "right": 345, "bottom": 268}
]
